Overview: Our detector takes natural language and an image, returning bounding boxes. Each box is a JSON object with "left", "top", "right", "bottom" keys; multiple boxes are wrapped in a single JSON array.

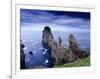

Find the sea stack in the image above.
[
  {"left": 42, "top": 26, "right": 61, "bottom": 66},
  {"left": 67, "top": 34, "right": 88, "bottom": 62},
  {"left": 42, "top": 26, "right": 53, "bottom": 48}
]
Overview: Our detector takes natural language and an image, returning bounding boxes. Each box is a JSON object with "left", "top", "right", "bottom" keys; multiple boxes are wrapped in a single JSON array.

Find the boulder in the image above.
[{"left": 29, "top": 51, "right": 33, "bottom": 55}]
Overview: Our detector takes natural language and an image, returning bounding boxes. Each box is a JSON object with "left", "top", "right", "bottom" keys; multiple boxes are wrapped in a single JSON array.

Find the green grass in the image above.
[{"left": 54, "top": 57, "right": 90, "bottom": 68}]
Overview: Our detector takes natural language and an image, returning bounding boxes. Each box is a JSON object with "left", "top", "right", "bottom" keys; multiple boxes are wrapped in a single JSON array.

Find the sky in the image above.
[
  {"left": 20, "top": 9, "right": 90, "bottom": 32},
  {"left": 20, "top": 9, "right": 90, "bottom": 50}
]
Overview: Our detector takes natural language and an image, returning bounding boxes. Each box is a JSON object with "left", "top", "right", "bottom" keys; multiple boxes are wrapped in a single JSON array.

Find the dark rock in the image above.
[
  {"left": 58, "top": 36, "right": 62, "bottom": 50},
  {"left": 44, "top": 26, "right": 51, "bottom": 33},
  {"left": 29, "top": 51, "right": 33, "bottom": 55},
  {"left": 42, "top": 26, "right": 53, "bottom": 45},
  {"left": 42, "top": 26, "right": 55, "bottom": 67},
  {"left": 20, "top": 41, "right": 25, "bottom": 69},
  {"left": 58, "top": 36, "right": 62, "bottom": 45}
]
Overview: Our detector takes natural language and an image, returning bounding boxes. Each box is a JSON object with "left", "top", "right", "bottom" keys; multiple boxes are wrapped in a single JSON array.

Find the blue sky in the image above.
[
  {"left": 20, "top": 9, "right": 90, "bottom": 50},
  {"left": 20, "top": 9, "right": 90, "bottom": 32}
]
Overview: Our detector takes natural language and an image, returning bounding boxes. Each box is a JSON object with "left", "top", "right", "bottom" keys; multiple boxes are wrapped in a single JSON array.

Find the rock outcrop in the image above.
[
  {"left": 42, "top": 26, "right": 62, "bottom": 66},
  {"left": 42, "top": 27, "right": 88, "bottom": 66},
  {"left": 20, "top": 41, "right": 25, "bottom": 69},
  {"left": 67, "top": 34, "right": 88, "bottom": 62}
]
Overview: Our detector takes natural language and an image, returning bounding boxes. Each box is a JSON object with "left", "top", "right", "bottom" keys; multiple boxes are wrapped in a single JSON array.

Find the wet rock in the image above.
[
  {"left": 29, "top": 51, "right": 33, "bottom": 55},
  {"left": 20, "top": 41, "right": 25, "bottom": 69}
]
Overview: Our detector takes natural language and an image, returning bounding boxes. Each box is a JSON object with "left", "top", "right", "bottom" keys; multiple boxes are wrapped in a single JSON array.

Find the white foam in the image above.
[
  {"left": 42, "top": 49, "right": 47, "bottom": 54},
  {"left": 45, "top": 59, "right": 49, "bottom": 64}
]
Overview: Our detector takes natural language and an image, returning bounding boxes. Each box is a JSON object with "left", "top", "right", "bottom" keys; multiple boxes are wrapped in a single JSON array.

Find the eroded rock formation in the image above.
[
  {"left": 67, "top": 34, "right": 88, "bottom": 62},
  {"left": 20, "top": 42, "right": 25, "bottom": 69},
  {"left": 42, "top": 26, "right": 62, "bottom": 65},
  {"left": 42, "top": 26, "right": 88, "bottom": 66}
]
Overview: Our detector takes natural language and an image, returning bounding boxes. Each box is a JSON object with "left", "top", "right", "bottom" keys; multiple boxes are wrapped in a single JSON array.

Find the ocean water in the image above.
[{"left": 21, "top": 30, "right": 90, "bottom": 68}]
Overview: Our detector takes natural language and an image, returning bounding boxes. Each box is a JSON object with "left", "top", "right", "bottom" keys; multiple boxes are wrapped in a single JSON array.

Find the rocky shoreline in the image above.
[
  {"left": 20, "top": 26, "right": 89, "bottom": 69},
  {"left": 42, "top": 26, "right": 89, "bottom": 67}
]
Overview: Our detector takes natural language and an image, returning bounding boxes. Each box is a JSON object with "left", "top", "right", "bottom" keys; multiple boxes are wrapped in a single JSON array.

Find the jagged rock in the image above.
[
  {"left": 67, "top": 34, "right": 88, "bottom": 62},
  {"left": 50, "top": 39, "right": 61, "bottom": 64},
  {"left": 20, "top": 42, "right": 25, "bottom": 69},
  {"left": 42, "top": 27, "right": 88, "bottom": 65},
  {"left": 42, "top": 26, "right": 53, "bottom": 45},
  {"left": 42, "top": 26, "right": 61, "bottom": 66},
  {"left": 66, "top": 48, "right": 76, "bottom": 62},
  {"left": 29, "top": 51, "right": 33, "bottom": 55},
  {"left": 58, "top": 36, "right": 62, "bottom": 46}
]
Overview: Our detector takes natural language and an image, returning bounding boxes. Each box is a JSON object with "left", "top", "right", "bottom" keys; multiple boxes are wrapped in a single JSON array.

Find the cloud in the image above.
[
  {"left": 54, "top": 18, "right": 83, "bottom": 24},
  {"left": 20, "top": 9, "right": 90, "bottom": 32},
  {"left": 20, "top": 9, "right": 90, "bottom": 50},
  {"left": 20, "top": 9, "right": 55, "bottom": 23}
]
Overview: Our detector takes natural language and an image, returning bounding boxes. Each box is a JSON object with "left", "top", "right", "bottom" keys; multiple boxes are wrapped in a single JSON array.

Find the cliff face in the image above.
[
  {"left": 20, "top": 42, "right": 25, "bottom": 69},
  {"left": 42, "top": 26, "right": 61, "bottom": 65},
  {"left": 42, "top": 26, "right": 53, "bottom": 46}
]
